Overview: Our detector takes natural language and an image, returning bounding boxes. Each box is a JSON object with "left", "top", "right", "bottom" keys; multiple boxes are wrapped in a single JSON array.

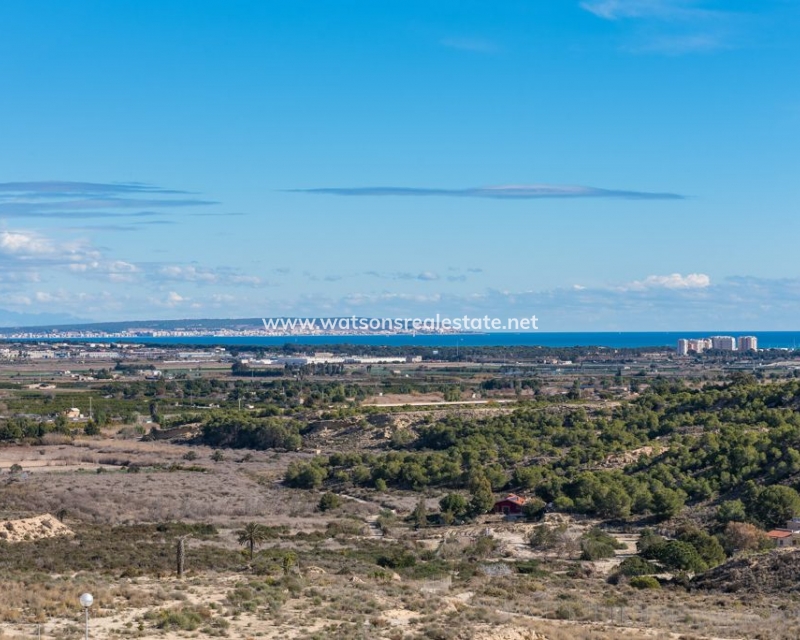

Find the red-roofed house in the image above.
[
  {"left": 492, "top": 494, "right": 526, "bottom": 517},
  {"left": 767, "top": 529, "right": 794, "bottom": 548}
]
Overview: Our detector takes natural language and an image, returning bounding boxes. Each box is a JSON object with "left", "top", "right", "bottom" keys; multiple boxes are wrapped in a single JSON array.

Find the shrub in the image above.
[
  {"left": 580, "top": 538, "right": 616, "bottom": 561},
  {"left": 514, "top": 559, "right": 547, "bottom": 576},
  {"left": 722, "top": 521, "right": 771, "bottom": 555},
  {"left": 318, "top": 492, "right": 342, "bottom": 512},
  {"left": 377, "top": 548, "right": 416, "bottom": 569},
  {"left": 579, "top": 527, "right": 624, "bottom": 561},
  {"left": 467, "top": 535, "right": 498, "bottom": 559},
  {"left": 637, "top": 528, "right": 667, "bottom": 559},
  {"left": 84, "top": 421, "right": 101, "bottom": 436},
  {"left": 630, "top": 575, "right": 660, "bottom": 589},
  {"left": 146, "top": 605, "right": 212, "bottom": 631},
  {"left": 529, "top": 523, "right": 571, "bottom": 552},
  {"left": 616, "top": 556, "right": 659, "bottom": 577}
]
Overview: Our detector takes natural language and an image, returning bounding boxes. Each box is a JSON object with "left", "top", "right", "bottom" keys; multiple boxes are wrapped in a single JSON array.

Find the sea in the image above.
[{"left": 17, "top": 331, "right": 800, "bottom": 349}]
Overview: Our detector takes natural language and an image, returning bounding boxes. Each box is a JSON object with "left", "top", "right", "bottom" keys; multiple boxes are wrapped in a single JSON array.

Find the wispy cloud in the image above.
[
  {"left": 154, "top": 264, "right": 270, "bottom": 288},
  {"left": 0, "top": 181, "right": 190, "bottom": 196},
  {"left": 290, "top": 184, "right": 684, "bottom": 200},
  {"left": 581, "top": 0, "right": 740, "bottom": 54},
  {"left": 580, "top": 0, "right": 718, "bottom": 21},
  {"left": 0, "top": 181, "right": 215, "bottom": 219}
]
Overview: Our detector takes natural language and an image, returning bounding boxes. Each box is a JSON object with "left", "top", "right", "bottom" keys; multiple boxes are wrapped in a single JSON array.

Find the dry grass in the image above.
[{"left": 0, "top": 436, "right": 798, "bottom": 639}]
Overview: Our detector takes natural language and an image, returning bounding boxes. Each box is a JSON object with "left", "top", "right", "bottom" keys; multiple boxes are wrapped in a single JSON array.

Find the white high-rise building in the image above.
[
  {"left": 738, "top": 336, "right": 758, "bottom": 352},
  {"left": 677, "top": 339, "right": 689, "bottom": 356},
  {"left": 711, "top": 335, "right": 737, "bottom": 351},
  {"left": 687, "top": 338, "right": 711, "bottom": 353}
]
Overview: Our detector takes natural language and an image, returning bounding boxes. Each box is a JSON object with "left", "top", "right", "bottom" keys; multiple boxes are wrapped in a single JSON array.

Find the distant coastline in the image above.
[{"left": 2, "top": 331, "right": 799, "bottom": 350}]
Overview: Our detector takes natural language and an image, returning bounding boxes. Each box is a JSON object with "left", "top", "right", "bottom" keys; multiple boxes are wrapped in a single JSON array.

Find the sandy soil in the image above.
[{"left": 0, "top": 513, "right": 73, "bottom": 542}]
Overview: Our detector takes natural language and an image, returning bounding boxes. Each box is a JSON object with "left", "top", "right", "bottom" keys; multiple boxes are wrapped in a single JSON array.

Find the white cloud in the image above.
[
  {"left": 0, "top": 230, "right": 53, "bottom": 256},
  {"left": 69, "top": 260, "right": 140, "bottom": 282},
  {"left": 155, "top": 291, "right": 189, "bottom": 307},
  {"left": 159, "top": 265, "right": 218, "bottom": 283},
  {"left": 626, "top": 273, "right": 711, "bottom": 290}
]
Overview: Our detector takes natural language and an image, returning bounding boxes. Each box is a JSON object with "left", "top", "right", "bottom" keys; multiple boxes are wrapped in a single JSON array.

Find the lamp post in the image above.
[{"left": 79, "top": 593, "right": 93, "bottom": 640}]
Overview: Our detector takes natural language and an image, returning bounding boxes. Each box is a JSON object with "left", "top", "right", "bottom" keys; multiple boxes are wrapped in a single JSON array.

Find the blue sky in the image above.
[{"left": 0, "top": 0, "right": 798, "bottom": 330}]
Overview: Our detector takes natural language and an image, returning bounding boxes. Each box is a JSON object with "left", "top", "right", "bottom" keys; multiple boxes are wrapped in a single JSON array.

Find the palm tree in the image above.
[{"left": 236, "top": 522, "right": 268, "bottom": 560}]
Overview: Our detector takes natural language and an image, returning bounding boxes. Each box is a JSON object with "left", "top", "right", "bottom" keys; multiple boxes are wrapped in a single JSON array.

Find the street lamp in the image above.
[{"left": 79, "top": 593, "right": 93, "bottom": 640}]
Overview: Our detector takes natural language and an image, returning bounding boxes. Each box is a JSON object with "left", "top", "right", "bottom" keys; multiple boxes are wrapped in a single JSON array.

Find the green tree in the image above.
[
  {"left": 595, "top": 484, "right": 632, "bottom": 519},
  {"left": 522, "top": 497, "right": 547, "bottom": 521},
  {"left": 677, "top": 527, "right": 726, "bottom": 568},
  {"left": 637, "top": 528, "right": 667, "bottom": 559},
  {"left": 468, "top": 474, "right": 495, "bottom": 517},
  {"left": 413, "top": 496, "right": 428, "bottom": 529},
  {"left": 439, "top": 493, "right": 468, "bottom": 520},
  {"left": 84, "top": 420, "right": 101, "bottom": 436},
  {"left": 284, "top": 460, "right": 327, "bottom": 489},
  {"left": 656, "top": 540, "right": 707, "bottom": 573},
  {"left": 54, "top": 413, "right": 69, "bottom": 432},
  {"left": 513, "top": 466, "right": 544, "bottom": 491},
  {"left": 716, "top": 499, "right": 747, "bottom": 524},
  {"left": 652, "top": 487, "right": 685, "bottom": 521},
  {"left": 236, "top": 522, "right": 268, "bottom": 560},
  {"left": 750, "top": 485, "right": 800, "bottom": 529}
]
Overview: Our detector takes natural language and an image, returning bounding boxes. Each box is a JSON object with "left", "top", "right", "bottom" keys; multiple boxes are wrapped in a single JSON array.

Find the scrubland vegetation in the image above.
[{"left": 2, "top": 347, "right": 800, "bottom": 638}]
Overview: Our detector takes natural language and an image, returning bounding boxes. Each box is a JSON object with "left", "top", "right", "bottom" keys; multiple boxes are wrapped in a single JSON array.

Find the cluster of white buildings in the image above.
[
  {"left": 677, "top": 335, "right": 758, "bottom": 355},
  {"left": 241, "top": 352, "right": 423, "bottom": 366}
]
